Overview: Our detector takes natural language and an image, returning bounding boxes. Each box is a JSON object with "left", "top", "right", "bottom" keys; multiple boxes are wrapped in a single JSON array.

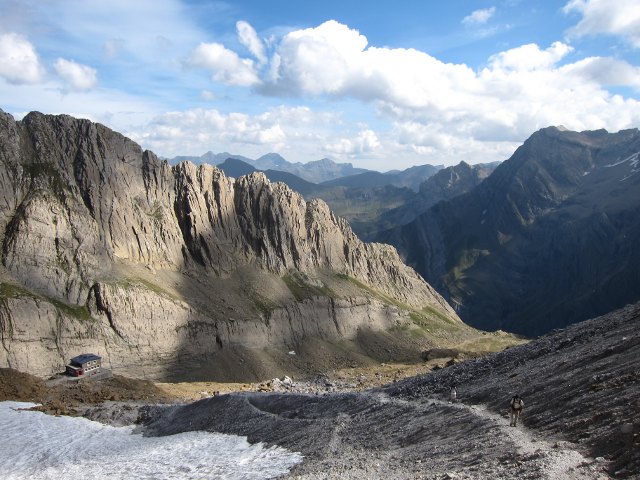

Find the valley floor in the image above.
[
  {"left": 2, "top": 303, "right": 639, "bottom": 479},
  {"left": 140, "top": 302, "right": 640, "bottom": 479}
]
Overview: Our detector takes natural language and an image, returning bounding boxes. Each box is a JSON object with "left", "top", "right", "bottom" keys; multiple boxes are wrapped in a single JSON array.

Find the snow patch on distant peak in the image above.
[
  {"left": 601, "top": 152, "right": 640, "bottom": 181},
  {"left": 603, "top": 152, "right": 639, "bottom": 169}
]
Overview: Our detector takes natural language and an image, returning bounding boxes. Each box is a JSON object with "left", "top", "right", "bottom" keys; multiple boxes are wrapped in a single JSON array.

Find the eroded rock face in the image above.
[{"left": 0, "top": 110, "right": 460, "bottom": 378}]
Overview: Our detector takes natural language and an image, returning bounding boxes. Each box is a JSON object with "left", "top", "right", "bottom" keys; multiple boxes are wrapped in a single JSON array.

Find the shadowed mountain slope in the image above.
[
  {"left": 358, "top": 161, "right": 497, "bottom": 240},
  {"left": 381, "top": 127, "right": 640, "bottom": 335}
]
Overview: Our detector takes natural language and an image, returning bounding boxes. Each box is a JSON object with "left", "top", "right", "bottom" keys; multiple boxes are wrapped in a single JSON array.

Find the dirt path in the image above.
[{"left": 424, "top": 397, "right": 610, "bottom": 479}]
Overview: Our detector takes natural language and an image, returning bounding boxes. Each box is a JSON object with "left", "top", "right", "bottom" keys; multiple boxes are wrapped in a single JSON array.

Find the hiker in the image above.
[
  {"left": 510, "top": 394, "right": 524, "bottom": 426},
  {"left": 449, "top": 385, "right": 457, "bottom": 402}
]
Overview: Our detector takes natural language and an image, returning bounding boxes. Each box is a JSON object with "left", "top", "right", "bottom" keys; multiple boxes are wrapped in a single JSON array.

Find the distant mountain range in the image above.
[
  {"left": 170, "top": 151, "right": 447, "bottom": 190},
  {"left": 380, "top": 127, "right": 640, "bottom": 335},
  {"left": 320, "top": 163, "right": 443, "bottom": 191},
  {"left": 216, "top": 158, "right": 318, "bottom": 195},
  {"left": 170, "top": 151, "right": 371, "bottom": 184},
  {"left": 214, "top": 158, "right": 491, "bottom": 240},
  {"left": 171, "top": 151, "right": 253, "bottom": 166}
]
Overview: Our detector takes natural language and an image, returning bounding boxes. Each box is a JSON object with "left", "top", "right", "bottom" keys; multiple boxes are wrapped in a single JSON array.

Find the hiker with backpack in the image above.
[
  {"left": 449, "top": 385, "right": 457, "bottom": 403},
  {"left": 510, "top": 394, "right": 524, "bottom": 426}
]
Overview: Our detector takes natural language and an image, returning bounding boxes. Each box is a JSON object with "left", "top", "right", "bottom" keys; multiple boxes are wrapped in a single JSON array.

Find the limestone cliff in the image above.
[{"left": 0, "top": 110, "right": 465, "bottom": 379}]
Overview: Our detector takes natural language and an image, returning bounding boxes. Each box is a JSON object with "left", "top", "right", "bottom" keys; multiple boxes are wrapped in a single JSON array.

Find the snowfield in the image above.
[{"left": 0, "top": 401, "right": 302, "bottom": 480}]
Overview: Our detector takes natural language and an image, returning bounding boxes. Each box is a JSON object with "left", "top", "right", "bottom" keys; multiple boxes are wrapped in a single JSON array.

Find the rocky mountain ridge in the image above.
[
  {"left": 358, "top": 160, "right": 497, "bottom": 240},
  {"left": 382, "top": 126, "right": 640, "bottom": 335},
  {"left": 0, "top": 110, "right": 463, "bottom": 379},
  {"left": 215, "top": 158, "right": 496, "bottom": 243}
]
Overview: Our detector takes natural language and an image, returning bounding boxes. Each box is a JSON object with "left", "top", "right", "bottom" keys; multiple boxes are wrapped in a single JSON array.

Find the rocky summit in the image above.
[{"left": 0, "top": 110, "right": 465, "bottom": 380}]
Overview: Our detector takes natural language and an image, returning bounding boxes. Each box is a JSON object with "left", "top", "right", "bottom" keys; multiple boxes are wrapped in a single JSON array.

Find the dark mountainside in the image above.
[
  {"left": 141, "top": 302, "right": 640, "bottom": 479},
  {"left": 381, "top": 127, "right": 640, "bottom": 335},
  {"left": 216, "top": 157, "right": 259, "bottom": 178},
  {"left": 320, "top": 163, "right": 441, "bottom": 191},
  {"left": 358, "top": 161, "right": 497, "bottom": 240},
  {"left": 321, "top": 170, "right": 397, "bottom": 188},
  {"left": 0, "top": 109, "right": 468, "bottom": 380}
]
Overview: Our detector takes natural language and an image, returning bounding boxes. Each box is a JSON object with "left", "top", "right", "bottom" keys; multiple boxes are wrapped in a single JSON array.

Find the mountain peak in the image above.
[
  {"left": 257, "top": 152, "right": 288, "bottom": 165},
  {"left": 389, "top": 126, "right": 640, "bottom": 336},
  {"left": 0, "top": 110, "right": 461, "bottom": 379}
]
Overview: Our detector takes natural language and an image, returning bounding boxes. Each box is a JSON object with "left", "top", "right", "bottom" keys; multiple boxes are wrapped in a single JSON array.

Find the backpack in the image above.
[{"left": 511, "top": 396, "right": 522, "bottom": 410}]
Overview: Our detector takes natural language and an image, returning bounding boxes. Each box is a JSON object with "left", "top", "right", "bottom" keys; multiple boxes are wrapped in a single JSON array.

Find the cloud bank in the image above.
[
  {"left": 564, "top": 0, "right": 640, "bottom": 47},
  {"left": 2, "top": 0, "right": 639, "bottom": 170}
]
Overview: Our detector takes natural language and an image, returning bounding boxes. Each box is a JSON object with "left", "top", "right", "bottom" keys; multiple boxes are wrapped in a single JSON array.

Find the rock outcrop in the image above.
[{"left": 0, "top": 110, "right": 463, "bottom": 379}]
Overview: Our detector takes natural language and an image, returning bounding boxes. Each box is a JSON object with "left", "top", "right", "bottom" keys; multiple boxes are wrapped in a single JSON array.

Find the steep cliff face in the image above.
[{"left": 0, "top": 110, "right": 463, "bottom": 379}]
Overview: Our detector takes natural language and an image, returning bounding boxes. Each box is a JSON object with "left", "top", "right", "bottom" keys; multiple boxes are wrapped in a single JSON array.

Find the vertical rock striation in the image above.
[{"left": 0, "top": 110, "right": 461, "bottom": 378}]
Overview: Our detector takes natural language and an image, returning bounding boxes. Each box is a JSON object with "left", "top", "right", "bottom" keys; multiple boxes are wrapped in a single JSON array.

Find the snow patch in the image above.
[
  {"left": 603, "top": 152, "right": 639, "bottom": 169},
  {"left": 0, "top": 401, "right": 302, "bottom": 479},
  {"left": 602, "top": 152, "right": 640, "bottom": 182}
]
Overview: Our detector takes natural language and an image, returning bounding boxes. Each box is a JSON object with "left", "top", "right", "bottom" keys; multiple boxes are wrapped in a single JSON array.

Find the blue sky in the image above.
[{"left": 1, "top": 0, "right": 639, "bottom": 170}]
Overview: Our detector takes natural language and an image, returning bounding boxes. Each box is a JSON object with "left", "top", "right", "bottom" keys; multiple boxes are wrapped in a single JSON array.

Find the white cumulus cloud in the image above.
[
  {"left": 325, "top": 129, "right": 380, "bottom": 155},
  {"left": 125, "top": 105, "right": 350, "bottom": 162},
  {"left": 264, "top": 20, "right": 369, "bottom": 95},
  {"left": 564, "top": 0, "right": 640, "bottom": 47},
  {"left": 187, "top": 42, "right": 260, "bottom": 86},
  {"left": 53, "top": 58, "right": 98, "bottom": 90},
  {"left": 560, "top": 57, "right": 640, "bottom": 89},
  {"left": 462, "top": 7, "right": 497, "bottom": 26},
  {"left": 487, "top": 42, "right": 573, "bottom": 72},
  {"left": 0, "top": 33, "right": 45, "bottom": 84},
  {"left": 259, "top": 20, "right": 640, "bottom": 152},
  {"left": 237, "top": 21, "right": 267, "bottom": 65}
]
